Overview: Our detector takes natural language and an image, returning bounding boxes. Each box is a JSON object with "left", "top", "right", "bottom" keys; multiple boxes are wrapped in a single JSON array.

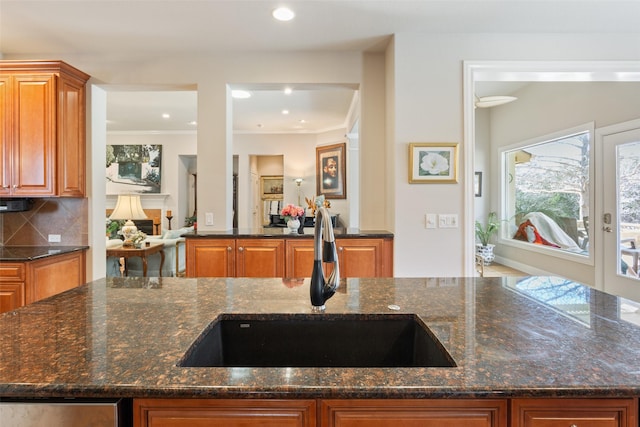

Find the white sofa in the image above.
[{"left": 106, "top": 226, "right": 194, "bottom": 277}]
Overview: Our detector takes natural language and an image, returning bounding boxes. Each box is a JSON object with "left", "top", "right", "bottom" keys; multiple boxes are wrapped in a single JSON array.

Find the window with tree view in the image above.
[{"left": 503, "top": 126, "right": 591, "bottom": 256}]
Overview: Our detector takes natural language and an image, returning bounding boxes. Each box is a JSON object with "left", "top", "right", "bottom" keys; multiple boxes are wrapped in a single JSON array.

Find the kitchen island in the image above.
[{"left": 0, "top": 276, "right": 639, "bottom": 426}]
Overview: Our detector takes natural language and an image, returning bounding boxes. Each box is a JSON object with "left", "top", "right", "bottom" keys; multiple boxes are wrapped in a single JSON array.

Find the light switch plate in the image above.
[
  {"left": 438, "top": 214, "right": 459, "bottom": 228},
  {"left": 48, "top": 234, "right": 61, "bottom": 243},
  {"left": 205, "top": 212, "right": 214, "bottom": 226},
  {"left": 425, "top": 214, "right": 437, "bottom": 229}
]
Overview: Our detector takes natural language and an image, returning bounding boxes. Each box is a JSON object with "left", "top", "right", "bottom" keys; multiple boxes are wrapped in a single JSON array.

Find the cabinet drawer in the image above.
[
  {"left": 0, "top": 263, "right": 25, "bottom": 281},
  {"left": 511, "top": 398, "right": 637, "bottom": 427}
]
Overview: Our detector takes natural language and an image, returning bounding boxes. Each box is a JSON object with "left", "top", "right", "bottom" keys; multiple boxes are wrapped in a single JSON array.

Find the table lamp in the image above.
[{"left": 109, "top": 194, "right": 148, "bottom": 246}]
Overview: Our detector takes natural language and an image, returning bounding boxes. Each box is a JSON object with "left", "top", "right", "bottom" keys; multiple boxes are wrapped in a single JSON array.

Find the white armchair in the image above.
[{"left": 106, "top": 226, "right": 193, "bottom": 277}]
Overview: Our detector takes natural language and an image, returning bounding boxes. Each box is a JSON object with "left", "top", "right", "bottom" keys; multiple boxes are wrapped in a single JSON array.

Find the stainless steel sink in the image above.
[{"left": 178, "top": 314, "right": 456, "bottom": 368}]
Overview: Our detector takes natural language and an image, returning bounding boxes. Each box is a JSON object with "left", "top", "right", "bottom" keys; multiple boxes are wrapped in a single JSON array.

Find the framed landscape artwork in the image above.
[
  {"left": 316, "top": 143, "right": 346, "bottom": 199},
  {"left": 408, "top": 142, "right": 458, "bottom": 184},
  {"left": 106, "top": 144, "right": 162, "bottom": 194}
]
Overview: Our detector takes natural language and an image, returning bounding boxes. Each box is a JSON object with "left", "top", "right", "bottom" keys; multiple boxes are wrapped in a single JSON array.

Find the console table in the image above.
[{"left": 106, "top": 242, "right": 165, "bottom": 277}]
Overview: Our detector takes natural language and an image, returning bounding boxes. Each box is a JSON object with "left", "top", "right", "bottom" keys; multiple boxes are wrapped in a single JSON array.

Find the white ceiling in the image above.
[{"left": 2, "top": 1, "right": 639, "bottom": 133}]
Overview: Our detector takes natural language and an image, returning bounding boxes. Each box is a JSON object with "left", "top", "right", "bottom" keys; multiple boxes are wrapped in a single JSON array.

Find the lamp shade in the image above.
[{"left": 109, "top": 194, "right": 148, "bottom": 220}]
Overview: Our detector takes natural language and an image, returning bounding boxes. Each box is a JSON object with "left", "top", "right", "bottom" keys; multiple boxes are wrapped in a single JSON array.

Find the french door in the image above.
[{"left": 599, "top": 121, "right": 640, "bottom": 301}]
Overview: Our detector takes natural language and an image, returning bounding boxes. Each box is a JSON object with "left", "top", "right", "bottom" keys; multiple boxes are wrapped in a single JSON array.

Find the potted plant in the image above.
[{"left": 475, "top": 212, "right": 499, "bottom": 264}]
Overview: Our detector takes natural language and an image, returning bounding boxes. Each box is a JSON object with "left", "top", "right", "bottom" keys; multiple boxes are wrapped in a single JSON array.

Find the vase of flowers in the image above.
[
  {"left": 475, "top": 212, "right": 499, "bottom": 264},
  {"left": 281, "top": 204, "right": 305, "bottom": 233},
  {"left": 130, "top": 230, "right": 147, "bottom": 248}
]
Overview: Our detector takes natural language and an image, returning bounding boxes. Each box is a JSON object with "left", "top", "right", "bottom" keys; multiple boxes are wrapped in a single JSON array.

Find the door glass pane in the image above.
[{"left": 617, "top": 141, "right": 640, "bottom": 280}]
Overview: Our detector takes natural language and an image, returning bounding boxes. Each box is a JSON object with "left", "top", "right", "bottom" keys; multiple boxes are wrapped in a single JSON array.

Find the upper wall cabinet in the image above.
[{"left": 0, "top": 61, "right": 90, "bottom": 197}]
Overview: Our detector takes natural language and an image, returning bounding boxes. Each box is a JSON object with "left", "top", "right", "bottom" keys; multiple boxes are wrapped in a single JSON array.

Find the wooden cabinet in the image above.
[
  {"left": 186, "top": 238, "right": 236, "bottom": 277},
  {"left": 134, "top": 398, "right": 316, "bottom": 427},
  {"left": 236, "top": 239, "right": 285, "bottom": 277},
  {"left": 0, "top": 60, "right": 89, "bottom": 197},
  {"left": 336, "top": 238, "right": 394, "bottom": 278},
  {"left": 0, "top": 251, "right": 86, "bottom": 314},
  {"left": 26, "top": 250, "right": 86, "bottom": 304},
  {"left": 511, "top": 398, "right": 637, "bottom": 427},
  {"left": 286, "top": 239, "right": 316, "bottom": 278},
  {"left": 187, "top": 236, "right": 393, "bottom": 278},
  {"left": 186, "top": 238, "right": 285, "bottom": 278},
  {"left": 320, "top": 399, "right": 506, "bottom": 427},
  {"left": 0, "top": 263, "right": 25, "bottom": 313}
]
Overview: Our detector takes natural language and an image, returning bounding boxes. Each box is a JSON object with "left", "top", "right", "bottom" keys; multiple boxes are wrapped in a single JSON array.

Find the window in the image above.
[{"left": 501, "top": 124, "right": 593, "bottom": 257}]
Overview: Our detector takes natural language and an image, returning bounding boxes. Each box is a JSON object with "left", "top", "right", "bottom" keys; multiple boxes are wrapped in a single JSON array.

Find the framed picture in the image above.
[
  {"left": 475, "top": 171, "right": 483, "bottom": 197},
  {"left": 408, "top": 143, "right": 458, "bottom": 184},
  {"left": 260, "top": 175, "right": 283, "bottom": 200},
  {"left": 106, "top": 144, "right": 162, "bottom": 194},
  {"left": 316, "top": 143, "right": 346, "bottom": 199}
]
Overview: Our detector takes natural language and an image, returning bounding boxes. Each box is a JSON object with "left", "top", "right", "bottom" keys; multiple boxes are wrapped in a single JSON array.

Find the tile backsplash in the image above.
[{"left": 0, "top": 198, "right": 88, "bottom": 246}]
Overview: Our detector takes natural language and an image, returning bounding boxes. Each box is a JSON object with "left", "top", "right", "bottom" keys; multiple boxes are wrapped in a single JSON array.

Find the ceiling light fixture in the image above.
[
  {"left": 474, "top": 95, "right": 517, "bottom": 108},
  {"left": 284, "top": 87, "right": 293, "bottom": 95},
  {"left": 282, "top": 109, "right": 289, "bottom": 115},
  {"left": 162, "top": 113, "right": 170, "bottom": 119},
  {"left": 231, "top": 90, "right": 251, "bottom": 99},
  {"left": 272, "top": 7, "right": 295, "bottom": 21}
]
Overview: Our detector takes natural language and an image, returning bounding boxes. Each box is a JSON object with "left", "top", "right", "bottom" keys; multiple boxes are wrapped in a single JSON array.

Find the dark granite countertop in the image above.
[
  {"left": 0, "top": 276, "right": 639, "bottom": 400},
  {"left": 0, "top": 245, "right": 89, "bottom": 261},
  {"left": 184, "top": 228, "right": 393, "bottom": 239}
]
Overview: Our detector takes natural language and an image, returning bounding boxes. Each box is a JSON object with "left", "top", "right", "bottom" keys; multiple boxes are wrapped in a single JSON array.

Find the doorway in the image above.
[{"left": 598, "top": 120, "right": 640, "bottom": 301}]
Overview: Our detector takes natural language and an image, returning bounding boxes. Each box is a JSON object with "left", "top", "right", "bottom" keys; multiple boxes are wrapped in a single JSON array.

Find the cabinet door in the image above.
[
  {"left": 56, "top": 75, "right": 86, "bottom": 196},
  {"left": 0, "top": 263, "right": 26, "bottom": 313},
  {"left": 186, "top": 239, "right": 235, "bottom": 277},
  {"left": 26, "top": 251, "right": 86, "bottom": 304},
  {"left": 511, "top": 398, "right": 637, "bottom": 427},
  {"left": 12, "top": 74, "right": 56, "bottom": 196},
  {"left": 236, "top": 239, "right": 284, "bottom": 277},
  {"left": 134, "top": 398, "right": 316, "bottom": 427},
  {"left": 320, "top": 399, "right": 506, "bottom": 427},
  {"left": 286, "top": 239, "right": 315, "bottom": 278},
  {"left": 0, "top": 76, "right": 11, "bottom": 196},
  {"left": 335, "top": 238, "right": 393, "bottom": 278}
]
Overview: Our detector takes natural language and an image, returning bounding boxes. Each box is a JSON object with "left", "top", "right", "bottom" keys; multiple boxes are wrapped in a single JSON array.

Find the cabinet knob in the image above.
[
  {"left": 339, "top": 247, "right": 344, "bottom": 251},
  {"left": 2, "top": 185, "right": 8, "bottom": 189},
  {"left": 227, "top": 246, "right": 232, "bottom": 251},
  {"left": 12, "top": 185, "right": 18, "bottom": 189},
  {"left": 238, "top": 247, "right": 244, "bottom": 252},
  {"left": 570, "top": 425, "right": 578, "bottom": 427}
]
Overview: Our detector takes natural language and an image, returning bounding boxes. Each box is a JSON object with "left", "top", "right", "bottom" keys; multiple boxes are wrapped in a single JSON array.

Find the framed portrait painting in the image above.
[
  {"left": 316, "top": 143, "right": 346, "bottom": 199},
  {"left": 408, "top": 142, "right": 458, "bottom": 184}
]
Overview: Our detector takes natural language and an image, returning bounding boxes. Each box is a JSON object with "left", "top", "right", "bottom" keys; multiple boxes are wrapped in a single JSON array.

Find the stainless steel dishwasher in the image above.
[{"left": 0, "top": 398, "right": 130, "bottom": 427}]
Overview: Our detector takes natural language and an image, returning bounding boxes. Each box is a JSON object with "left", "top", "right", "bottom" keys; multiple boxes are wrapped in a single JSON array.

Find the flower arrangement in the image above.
[
  {"left": 130, "top": 230, "right": 147, "bottom": 246},
  {"left": 280, "top": 204, "right": 305, "bottom": 222}
]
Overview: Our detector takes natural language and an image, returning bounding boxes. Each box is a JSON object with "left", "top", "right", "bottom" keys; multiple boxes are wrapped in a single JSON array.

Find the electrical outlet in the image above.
[
  {"left": 48, "top": 234, "right": 61, "bottom": 243},
  {"left": 205, "top": 212, "right": 214, "bottom": 226}
]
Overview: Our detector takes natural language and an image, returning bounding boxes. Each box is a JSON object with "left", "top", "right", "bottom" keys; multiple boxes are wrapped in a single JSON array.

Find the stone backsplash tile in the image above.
[{"left": 0, "top": 198, "right": 88, "bottom": 246}]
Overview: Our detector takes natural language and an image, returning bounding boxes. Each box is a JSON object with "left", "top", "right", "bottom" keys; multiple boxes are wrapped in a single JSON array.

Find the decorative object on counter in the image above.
[
  {"left": 130, "top": 230, "right": 147, "bottom": 248},
  {"left": 280, "top": 204, "right": 305, "bottom": 233},
  {"left": 184, "top": 214, "right": 196, "bottom": 227},
  {"left": 166, "top": 210, "right": 173, "bottom": 230},
  {"left": 316, "top": 142, "right": 346, "bottom": 199},
  {"left": 109, "top": 194, "right": 148, "bottom": 246},
  {"left": 305, "top": 195, "right": 330, "bottom": 217},
  {"left": 475, "top": 211, "right": 500, "bottom": 265},
  {"left": 408, "top": 142, "right": 459, "bottom": 184}
]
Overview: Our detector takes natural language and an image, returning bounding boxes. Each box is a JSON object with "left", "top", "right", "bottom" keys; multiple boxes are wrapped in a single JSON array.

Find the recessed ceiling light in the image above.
[
  {"left": 231, "top": 90, "right": 251, "bottom": 99},
  {"left": 282, "top": 109, "right": 289, "bottom": 115},
  {"left": 162, "top": 113, "right": 170, "bottom": 119},
  {"left": 272, "top": 7, "right": 295, "bottom": 21},
  {"left": 188, "top": 121, "right": 197, "bottom": 126},
  {"left": 284, "top": 87, "right": 293, "bottom": 95},
  {"left": 299, "top": 119, "right": 306, "bottom": 123}
]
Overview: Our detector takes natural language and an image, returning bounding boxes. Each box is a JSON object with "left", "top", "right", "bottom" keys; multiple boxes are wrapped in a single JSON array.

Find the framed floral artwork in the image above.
[
  {"left": 408, "top": 142, "right": 458, "bottom": 184},
  {"left": 316, "top": 143, "right": 346, "bottom": 199}
]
